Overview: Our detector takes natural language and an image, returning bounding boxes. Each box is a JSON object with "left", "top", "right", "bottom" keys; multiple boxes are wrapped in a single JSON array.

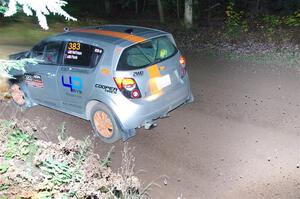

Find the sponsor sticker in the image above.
[
  {"left": 61, "top": 75, "right": 83, "bottom": 94},
  {"left": 95, "top": 84, "right": 118, "bottom": 94},
  {"left": 101, "top": 68, "right": 110, "bottom": 76},
  {"left": 24, "top": 74, "right": 44, "bottom": 88},
  {"left": 95, "top": 48, "right": 103, "bottom": 53}
]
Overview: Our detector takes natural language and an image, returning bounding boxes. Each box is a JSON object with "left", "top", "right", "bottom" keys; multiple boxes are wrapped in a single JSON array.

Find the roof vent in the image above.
[{"left": 125, "top": 28, "right": 133, "bottom": 34}]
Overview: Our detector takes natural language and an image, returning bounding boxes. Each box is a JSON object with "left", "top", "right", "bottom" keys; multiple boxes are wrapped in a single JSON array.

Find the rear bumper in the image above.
[{"left": 111, "top": 77, "right": 193, "bottom": 130}]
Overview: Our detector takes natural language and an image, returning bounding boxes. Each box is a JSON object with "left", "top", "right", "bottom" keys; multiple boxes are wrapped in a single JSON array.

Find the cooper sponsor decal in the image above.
[
  {"left": 95, "top": 84, "right": 118, "bottom": 94},
  {"left": 24, "top": 74, "right": 44, "bottom": 88},
  {"left": 61, "top": 75, "right": 83, "bottom": 94}
]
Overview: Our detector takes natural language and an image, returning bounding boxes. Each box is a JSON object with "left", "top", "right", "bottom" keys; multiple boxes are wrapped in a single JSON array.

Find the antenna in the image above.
[
  {"left": 64, "top": 27, "right": 70, "bottom": 32},
  {"left": 125, "top": 28, "right": 133, "bottom": 34}
]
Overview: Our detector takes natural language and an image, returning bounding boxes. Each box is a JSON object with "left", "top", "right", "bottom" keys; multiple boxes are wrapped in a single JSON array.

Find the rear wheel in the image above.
[{"left": 90, "top": 103, "right": 121, "bottom": 143}]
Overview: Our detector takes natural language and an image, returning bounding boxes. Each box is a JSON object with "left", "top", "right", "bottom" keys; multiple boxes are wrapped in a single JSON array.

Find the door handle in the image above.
[{"left": 61, "top": 66, "right": 72, "bottom": 71}]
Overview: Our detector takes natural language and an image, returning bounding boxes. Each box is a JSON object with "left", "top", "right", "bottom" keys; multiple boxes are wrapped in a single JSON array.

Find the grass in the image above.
[
  {"left": 0, "top": 23, "right": 57, "bottom": 46},
  {"left": 0, "top": 19, "right": 91, "bottom": 46},
  {"left": 0, "top": 16, "right": 108, "bottom": 46}
]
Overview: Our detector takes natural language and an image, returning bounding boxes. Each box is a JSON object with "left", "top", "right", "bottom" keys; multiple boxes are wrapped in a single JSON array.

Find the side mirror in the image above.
[
  {"left": 24, "top": 51, "right": 31, "bottom": 58},
  {"left": 9, "top": 51, "right": 30, "bottom": 60}
]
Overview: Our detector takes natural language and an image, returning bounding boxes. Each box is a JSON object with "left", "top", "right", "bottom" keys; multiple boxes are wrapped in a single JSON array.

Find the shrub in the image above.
[
  {"left": 225, "top": 0, "right": 248, "bottom": 39},
  {"left": 0, "top": 119, "right": 143, "bottom": 199},
  {"left": 282, "top": 11, "right": 300, "bottom": 27}
]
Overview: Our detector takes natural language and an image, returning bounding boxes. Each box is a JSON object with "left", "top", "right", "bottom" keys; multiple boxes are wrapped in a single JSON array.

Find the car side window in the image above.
[
  {"left": 63, "top": 41, "right": 103, "bottom": 68},
  {"left": 31, "top": 41, "right": 62, "bottom": 65}
]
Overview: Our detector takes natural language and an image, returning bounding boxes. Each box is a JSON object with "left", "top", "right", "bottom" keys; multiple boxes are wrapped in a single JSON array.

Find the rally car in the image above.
[{"left": 9, "top": 25, "right": 193, "bottom": 143}]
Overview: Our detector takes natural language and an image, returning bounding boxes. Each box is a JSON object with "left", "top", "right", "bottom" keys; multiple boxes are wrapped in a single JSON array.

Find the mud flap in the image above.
[
  {"left": 122, "top": 128, "right": 136, "bottom": 141},
  {"left": 187, "top": 93, "right": 194, "bottom": 103}
]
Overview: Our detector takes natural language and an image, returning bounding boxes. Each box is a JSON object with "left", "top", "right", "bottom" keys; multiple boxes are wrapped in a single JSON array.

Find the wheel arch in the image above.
[
  {"left": 85, "top": 99, "right": 137, "bottom": 141},
  {"left": 85, "top": 100, "right": 101, "bottom": 120},
  {"left": 85, "top": 99, "right": 118, "bottom": 122},
  {"left": 8, "top": 75, "right": 24, "bottom": 85}
]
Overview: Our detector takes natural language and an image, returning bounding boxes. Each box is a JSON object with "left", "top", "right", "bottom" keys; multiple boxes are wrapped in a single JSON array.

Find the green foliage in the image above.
[
  {"left": 0, "top": 185, "right": 9, "bottom": 192},
  {"left": 100, "top": 146, "right": 115, "bottom": 167},
  {"left": 74, "top": 136, "right": 91, "bottom": 164},
  {"left": 0, "top": 6, "right": 7, "bottom": 13},
  {"left": 262, "top": 15, "right": 281, "bottom": 27},
  {"left": 282, "top": 11, "right": 300, "bottom": 26},
  {"left": 225, "top": 0, "right": 248, "bottom": 39},
  {"left": 58, "top": 122, "right": 68, "bottom": 141},
  {"left": 0, "top": 119, "right": 143, "bottom": 198},
  {"left": 0, "top": 161, "right": 9, "bottom": 174},
  {"left": 260, "top": 12, "right": 300, "bottom": 40},
  {"left": 0, "top": 0, "right": 7, "bottom": 13},
  {"left": 261, "top": 12, "right": 300, "bottom": 29},
  {"left": 39, "top": 158, "right": 82, "bottom": 185},
  {"left": 4, "top": 129, "right": 37, "bottom": 161},
  {"left": 32, "top": 191, "right": 53, "bottom": 199},
  {"left": 261, "top": 15, "right": 281, "bottom": 39}
]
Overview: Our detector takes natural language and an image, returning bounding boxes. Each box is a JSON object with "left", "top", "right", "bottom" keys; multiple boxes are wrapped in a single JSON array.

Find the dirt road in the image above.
[{"left": 1, "top": 47, "right": 300, "bottom": 198}]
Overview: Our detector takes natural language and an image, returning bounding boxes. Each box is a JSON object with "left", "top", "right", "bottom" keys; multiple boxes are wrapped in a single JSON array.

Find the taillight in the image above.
[
  {"left": 179, "top": 55, "right": 186, "bottom": 77},
  {"left": 179, "top": 55, "right": 186, "bottom": 65},
  {"left": 114, "top": 77, "right": 141, "bottom": 99}
]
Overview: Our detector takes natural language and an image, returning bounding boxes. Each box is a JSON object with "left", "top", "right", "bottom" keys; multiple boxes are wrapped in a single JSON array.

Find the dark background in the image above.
[{"left": 1, "top": 0, "right": 300, "bottom": 26}]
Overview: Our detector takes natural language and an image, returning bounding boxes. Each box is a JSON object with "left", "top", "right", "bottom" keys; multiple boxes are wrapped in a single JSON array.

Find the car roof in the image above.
[{"left": 53, "top": 25, "right": 170, "bottom": 48}]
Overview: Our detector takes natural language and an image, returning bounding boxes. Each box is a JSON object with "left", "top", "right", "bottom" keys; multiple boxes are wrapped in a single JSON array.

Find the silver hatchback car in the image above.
[{"left": 9, "top": 25, "right": 193, "bottom": 143}]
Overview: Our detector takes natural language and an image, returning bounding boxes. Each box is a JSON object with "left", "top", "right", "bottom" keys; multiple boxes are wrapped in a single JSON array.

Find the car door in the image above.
[
  {"left": 25, "top": 40, "right": 63, "bottom": 108},
  {"left": 57, "top": 41, "right": 103, "bottom": 114}
]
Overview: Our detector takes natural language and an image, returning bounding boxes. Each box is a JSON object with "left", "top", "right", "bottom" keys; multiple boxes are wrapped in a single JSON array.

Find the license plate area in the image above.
[{"left": 156, "top": 74, "right": 171, "bottom": 90}]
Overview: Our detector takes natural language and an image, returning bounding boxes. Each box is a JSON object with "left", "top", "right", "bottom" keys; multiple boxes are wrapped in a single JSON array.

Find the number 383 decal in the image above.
[{"left": 68, "top": 42, "right": 81, "bottom": 51}]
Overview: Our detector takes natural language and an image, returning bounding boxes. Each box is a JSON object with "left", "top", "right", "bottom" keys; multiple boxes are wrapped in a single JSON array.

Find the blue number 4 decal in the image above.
[{"left": 61, "top": 76, "right": 83, "bottom": 92}]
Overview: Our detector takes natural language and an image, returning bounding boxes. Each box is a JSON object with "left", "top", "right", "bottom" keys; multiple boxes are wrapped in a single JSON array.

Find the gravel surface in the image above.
[{"left": 0, "top": 45, "right": 300, "bottom": 198}]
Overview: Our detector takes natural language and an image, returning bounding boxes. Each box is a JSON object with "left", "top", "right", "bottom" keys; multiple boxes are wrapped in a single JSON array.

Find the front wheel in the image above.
[
  {"left": 10, "top": 83, "right": 31, "bottom": 109},
  {"left": 90, "top": 103, "right": 122, "bottom": 143}
]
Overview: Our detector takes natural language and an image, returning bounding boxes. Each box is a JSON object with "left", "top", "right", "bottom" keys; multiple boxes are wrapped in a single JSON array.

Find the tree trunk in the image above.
[
  {"left": 135, "top": 0, "right": 138, "bottom": 15},
  {"left": 157, "top": 0, "right": 164, "bottom": 23},
  {"left": 256, "top": 0, "right": 260, "bottom": 16},
  {"left": 143, "top": 0, "right": 146, "bottom": 12},
  {"left": 176, "top": 0, "right": 180, "bottom": 18},
  {"left": 184, "top": 0, "right": 193, "bottom": 28},
  {"left": 104, "top": 0, "right": 111, "bottom": 16}
]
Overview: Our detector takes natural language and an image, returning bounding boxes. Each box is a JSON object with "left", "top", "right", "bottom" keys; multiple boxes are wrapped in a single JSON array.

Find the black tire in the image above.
[{"left": 90, "top": 102, "right": 122, "bottom": 143}]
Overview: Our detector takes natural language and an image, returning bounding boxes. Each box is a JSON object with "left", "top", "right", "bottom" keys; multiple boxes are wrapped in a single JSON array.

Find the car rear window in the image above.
[
  {"left": 117, "top": 36, "right": 178, "bottom": 71},
  {"left": 63, "top": 41, "right": 103, "bottom": 68}
]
